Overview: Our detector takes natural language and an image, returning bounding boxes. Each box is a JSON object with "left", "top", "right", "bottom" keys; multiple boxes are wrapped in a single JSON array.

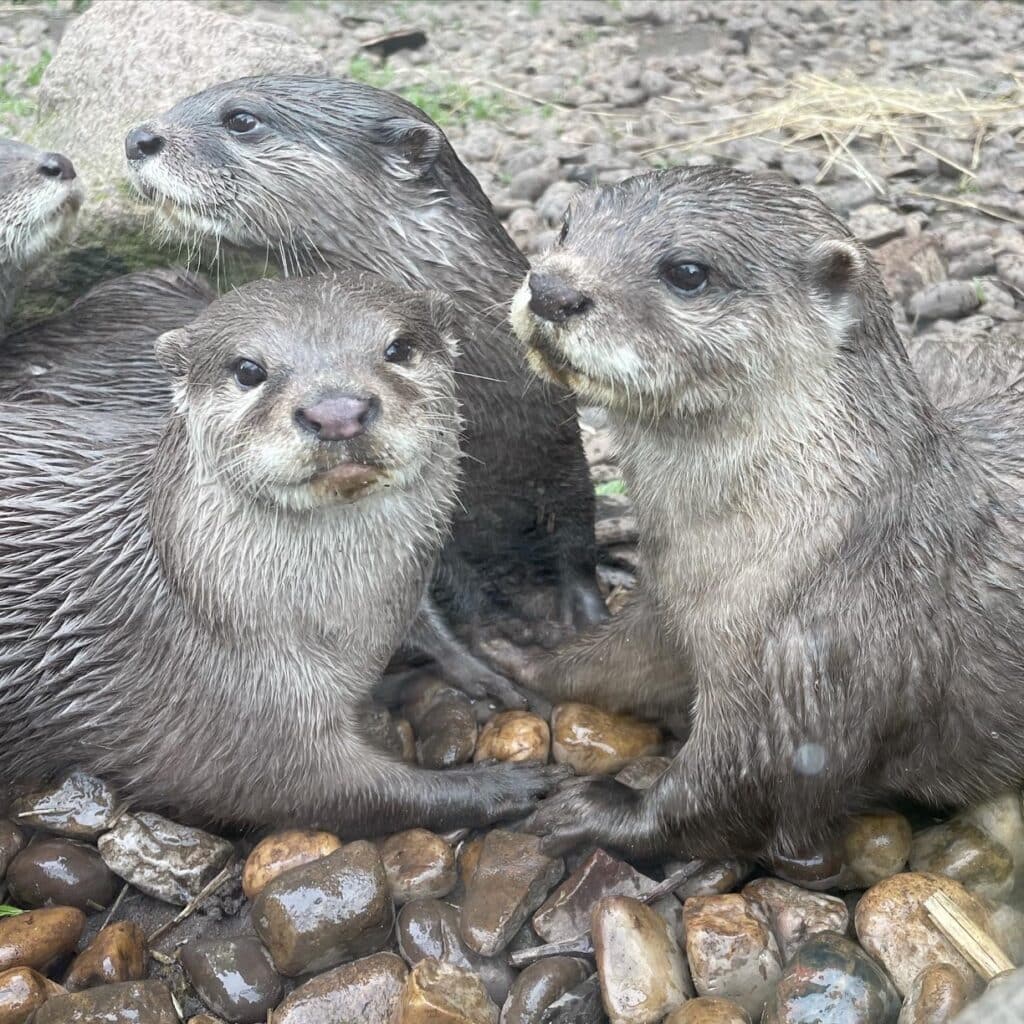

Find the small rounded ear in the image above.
[
  {"left": 804, "top": 237, "right": 867, "bottom": 331},
  {"left": 426, "top": 291, "right": 460, "bottom": 359},
  {"left": 375, "top": 116, "right": 442, "bottom": 180},
  {"left": 154, "top": 328, "right": 190, "bottom": 378}
]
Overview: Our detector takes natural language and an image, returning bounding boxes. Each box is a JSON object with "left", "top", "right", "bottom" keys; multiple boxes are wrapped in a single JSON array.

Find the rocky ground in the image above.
[{"left": 2, "top": 0, "right": 1024, "bottom": 1022}]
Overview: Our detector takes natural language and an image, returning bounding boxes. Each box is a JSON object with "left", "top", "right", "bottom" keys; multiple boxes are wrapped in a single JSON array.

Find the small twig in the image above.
[
  {"left": 906, "top": 190, "right": 1024, "bottom": 227},
  {"left": 509, "top": 934, "right": 594, "bottom": 967},
  {"left": 924, "top": 891, "right": 1014, "bottom": 981},
  {"left": 639, "top": 860, "right": 703, "bottom": 904},
  {"left": 101, "top": 883, "right": 129, "bottom": 930},
  {"left": 146, "top": 864, "right": 234, "bottom": 946}
]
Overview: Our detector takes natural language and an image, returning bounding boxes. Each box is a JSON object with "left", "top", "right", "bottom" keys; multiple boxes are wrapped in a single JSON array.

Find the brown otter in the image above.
[
  {"left": 121, "top": 74, "right": 606, "bottom": 642},
  {"left": 0, "top": 274, "right": 565, "bottom": 831},
  {"left": 510, "top": 166, "right": 1024, "bottom": 861}
]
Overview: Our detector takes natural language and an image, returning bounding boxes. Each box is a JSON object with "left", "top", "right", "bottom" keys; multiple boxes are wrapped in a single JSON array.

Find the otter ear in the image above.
[
  {"left": 426, "top": 291, "right": 460, "bottom": 359},
  {"left": 804, "top": 237, "right": 866, "bottom": 330},
  {"left": 154, "top": 328, "right": 190, "bottom": 378},
  {"left": 376, "top": 117, "right": 442, "bottom": 180}
]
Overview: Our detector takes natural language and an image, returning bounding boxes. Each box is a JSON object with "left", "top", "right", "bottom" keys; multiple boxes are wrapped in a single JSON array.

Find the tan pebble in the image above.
[
  {"left": 742, "top": 877, "right": 848, "bottom": 961},
  {"left": 395, "top": 958, "right": 498, "bottom": 1024},
  {"left": 64, "top": 921, "right": 147, "bottom": 991},
  {"left": 458, "top": 836, "right": 485, "bottom": 890},
  {"left": 474, "top": 711, "right": 550, "bottom": 764},
  {"left": 897, "top": 963, "right": 970, "bottom": 1024},
  {"left": 0, "top": 906, "right": 87, "bottom": 973},
  {"left": 380, "top": 830, "right": 456, "bottom": 904},
  {"left": 551, "top": 703, "right": 660, "bottom": 774},
  {"left": 0, "top": 966, "right": 52, "bottom": 1024},
  {"left": 664, "top": 998, "right": 752, "bottom": 1024},
  {"left": 841, "top": 812, "right": 912, "bottom": 887},
  {"left": 395, "top": 718, "right": 417, "bottom": 763},
  {"left": 909, "top": 820, "right": 1014, "bottom": 902},
  {"left": 242, "top": 829, "right": 342, "bottom": 900}
]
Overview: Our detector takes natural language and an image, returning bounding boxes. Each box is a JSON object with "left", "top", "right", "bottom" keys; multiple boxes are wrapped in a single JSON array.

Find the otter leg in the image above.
[{"left": 557, "top": 565, "right": 610, "bottom": 631}]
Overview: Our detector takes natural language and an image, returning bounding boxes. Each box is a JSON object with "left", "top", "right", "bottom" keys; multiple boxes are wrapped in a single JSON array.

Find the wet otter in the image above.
[
  {"left": 511, "top": 166, "right": 1024, "bottom": 861},
  {"left": 122, "top": 74, "right": 605, "bottom": 641},
  {"left": 0, "top": 274, "right": 564, "bottom": 831}
]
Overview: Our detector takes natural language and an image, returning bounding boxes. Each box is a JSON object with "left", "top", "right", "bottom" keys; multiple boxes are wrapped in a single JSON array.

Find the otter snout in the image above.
[
  {"left": 125, "top": 127, "right": 166, "bottom": 162},
  {"left": 528, "top": 272, "right": 592, "bottom": 325},
  {"left": 37, "top": 153, "right": 76, "bottom": 181},
  {"left": 295, "top": 394, "right": 380, "bottom": 441}
]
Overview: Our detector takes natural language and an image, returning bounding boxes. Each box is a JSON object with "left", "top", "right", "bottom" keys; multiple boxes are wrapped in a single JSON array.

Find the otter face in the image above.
[
  {"left": 0, "top": 138, "right": 82, "bottom": 271},
  {"left": 511, "top": 166, "right": 868, "bottom": 421},
  {"left": 156, "top": 274, "right": 460, "bottom": 513}
]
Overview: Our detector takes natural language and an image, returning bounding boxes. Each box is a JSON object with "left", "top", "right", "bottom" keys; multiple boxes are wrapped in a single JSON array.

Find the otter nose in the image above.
[
  {"left": 125, "top": 128, "right": 166, "bottom": 162},
  {"left": 528, "top": 272, "right": 592, "bottom": 324},
  {"left": 37, "top": 153, "right": 76, "bottom": 181},
  {"left": 295, "top": 395, "right": 380, "bottom": 441}
]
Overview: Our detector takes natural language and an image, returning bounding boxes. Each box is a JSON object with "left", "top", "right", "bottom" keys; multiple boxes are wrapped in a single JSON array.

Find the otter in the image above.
[
  {"left": 0, "top": 274, "right": 565, "bottom": 831},
  {"left": 121, "top": 74, "right": 606, "bottom": 642},
  {"left": 510, "top": 166, "right": 1024, "bottom": 861}
]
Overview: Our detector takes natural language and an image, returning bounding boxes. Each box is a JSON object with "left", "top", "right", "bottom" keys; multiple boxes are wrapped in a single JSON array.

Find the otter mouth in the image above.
[
  {"left": 308, "top": 461, "right": 388, "bottom": 500},
  {"left": 524, "top": 333, "right": 622, "bottom": 408}
]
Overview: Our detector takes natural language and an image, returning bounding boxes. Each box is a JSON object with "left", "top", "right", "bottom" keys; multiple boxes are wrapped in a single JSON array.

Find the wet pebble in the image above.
[
  {"left": 7, "top": 838, "right": 117, "bottom": 912},
  {"left": 10, "top": 773, "right": 117, "bottom": 840},
  {"left": 960, "top": 793, "right": 1024, "bottom": 886},
  {"left": 842, "top": 812, "right": 913, "bottom": 888},
  {"left": 0, "top": 906, "right": 86, "bottom": 973},
  {"left": 551, "top": 703, "right": 661, "bottom": 775},
  {"left": 684, "top": 893, "right": 783, "bottom": 1020},
  {"left": 663, "top": 999, "right": 752, "bottom": 1024},
  {"left": 417, "top": 696, "right": 478, "bottom": 769},
  {"left": 31, "top": 980, "right": 178, "bottom": 1023},
  {"left": 64, "top": 921, "right": 147, "bottom": 991},
  {"left": 762, "top": 931, "right": 900, "bottom": 1024},
  {"left": 897, "top": 964, "right": 969, "bottom": 1024},
  {"left": 380, "top": 829, "right": 457, "bottom": 904},
  {"left": 396, "top": 958, "right": 499, "bottom": 1024},
  {"left": 0, "top": 966, "right": 61, "bottom": 1023},
  {"left": 461, "top": 830, "right": 563, "bottom": 957},
  {"left": 743, "top": 877, "right": 849, "bottom": 961},
  {"left": 180, "top": 937, "right": 283, "bottom": 1024},
  {"left": 98, "top": 812, "right": 233, "bottom": 906},
  {"left": 253, "top": 840, "right": 393, "bottom": 977},
  {"left": 593, "top": 895, "right": 691, "bottom": 1024},
  {"left": 909, "top": 820, "right": 1013, "bottom": 901},
  {"left": 500, "top": 956, "right": 590, "bottom": 1024},
  {"left": 669, "top": 859, "right": 754, "bottom": 900},
  {"left": 475, "top": 711, "right": 550, "bottom": 764},
  {"left": 0, "top": 822, "right": 25, "bottom": 881},
  {"left": 241, "top": 829, "right": 342, "bottom": 900},
  {"left": 274, "top": 951, "right": 406, "bottom": 1023},
  {"left": 539, "top": 973, "right": 603, "bottom": 1024}
]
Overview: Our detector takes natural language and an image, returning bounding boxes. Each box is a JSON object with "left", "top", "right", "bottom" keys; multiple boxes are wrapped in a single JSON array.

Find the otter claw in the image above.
[{"left": 522, "top": 775, "right": 639, "bottom": 855}]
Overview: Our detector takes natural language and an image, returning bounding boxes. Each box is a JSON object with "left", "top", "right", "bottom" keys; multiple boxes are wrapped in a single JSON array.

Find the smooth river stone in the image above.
[
  {"left": 0, "top": 822, "right": 25, "bottom": 880},
  {"left": 669, "top": 859, "right": 754, "bottom": 900},
  {"left": 0, "top": 966, "right": 61, "bottom": 1023},
  {"left": 0, "top": 906, "right": 86, "bottom": 973},
  {"left": 98, "top": 812, "right": 233, "bottom": 906},
  {"left": 854, "top": 872, "right": 990, "bottom": 996},
  {"left": 7, "top": 838, "right": 118, "bottom": 912},
  {"left": 64, "top": 921, "right": 147, "bottom": 990},
  {"left": 539, "top": 974, "right": 604, "bottom": 1024},
  {"left": 252, "top": 840, "right": 394, "bottom": 977},
  {"left": 416, "top": 694, "right": 478, "bottom": 769},
  {"left": 476, "top": 711, "right": 551, "bottom": 764},
  {"left": 593, "top": 896, "right": 691, "bottom": 1024},
  {"left": 897, "top": 964, "right": 969, "bottom": 1024},
  {"left": 551, "top": 704, "right": 661, "bottom": 774},
  {"left": 762, "top": 931, "right": 900, "bottom": 1024},
  {"left": 273, "top": 951, "right": 407, "bottom": 1024},
  {"left": 841, "top": 812, "right": 913, "bottom": 888},
  {"left": 500, "top": 957, "right": 591, "bottom": 1024},
  {"left": 664, "top": 999, "right": 752, "bottom": 1024},
  {"left": 241, "top": 829, "right": 342, "bottom": 900},
  {"left": 31, "top": 980, "right": 179, "bottom": 1023},
  {"left": 909, "top": 820, "right": 1014, "bottom": 902},
  {"left": 743, "top": 877, "right": 849, "bottom": 961},
  {"left": 684, "top": 894, "right": 783, "bottom": 1020},
  {"left": 180, "top": 937, "right": 283, "bottom": 1024},
  {"left": 960, "top": 793, "right": 1024, "bottom": 887},
  {"left": 380, "top": 829, "right": 457, "bottom": 904},
  {"left": 396, "top": 958, "right": 499, "bottom": 1024},
  {"left": 461, "top": 830, "right": 563, "bottom": 957},
  {"left": 10, "top": 773, "right": 117, "bottom": 840}
]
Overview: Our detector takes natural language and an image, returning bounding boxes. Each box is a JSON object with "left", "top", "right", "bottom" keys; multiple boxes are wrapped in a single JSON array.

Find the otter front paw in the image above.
[{"left": 476, "top": 761, "right": 574, "bottom": 823}]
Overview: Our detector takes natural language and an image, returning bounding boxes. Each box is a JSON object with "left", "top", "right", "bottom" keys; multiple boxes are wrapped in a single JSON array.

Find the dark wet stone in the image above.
[
  {"left": 763, "top": 931, "right": 900, "bottom": 1024},
  {"left": 743, "top": 877, "right": 849, "bottom": 961},
  {"left": 253, "top": 840, "right": 393, "bottom": 977},
  {"left": 540, "top": 974, "right": 604, "bottom": 1024},
  {"left": 500, "top": 957, "right": 590, "bottom": 1024},
  {"left": 396, "top": 959, "right": 499, "bottom": 1024},
  {"left": 7, "top": 838, "right": 117, "bottom": 912},
  {"left": 897, "top": 964, "right": 969, "bottom": 1024},
  {"left": 10, "top": 773, "right": 117, "bottom": 840},
  {"left": 31, "top": 980, "right": 178, "bottom": 1022},
  {"left": 461, "top": 831, "right": 563, "bottom": 957},
  {"left": 0, "top": 966, "right": 58, "bottom": 1023},
  {"left": 64, "top": 921, "right": 147, "bottom": 991},
  {"left": 909, "top": 820, "right": 1013, "bottom": 902},
  {"left": 841, "top": 813, "right": 913, "bottom": 889},
  {"left": 0, "top": 906, "right": 86, "bottom": 973},
  {"left": 768, "top": 841, "right": 849, "bottom": 892},
  {"left": 380, "top": 829, "right": 457, "bottom": 905},
  {"left": 180, "top": 937, "right": 283, "bottom": 1024},
  {"left": 0, "top": 822, "right": 25, "bottom": 881},
  {"left": 417, "top": 697, "right": 478, "bottom": 769},
  {"left": 273, "top": 951, "right": 407, "bottom": 1024},
  {"left": 669, "top": 858, "right": 754, "bottom": 900}
]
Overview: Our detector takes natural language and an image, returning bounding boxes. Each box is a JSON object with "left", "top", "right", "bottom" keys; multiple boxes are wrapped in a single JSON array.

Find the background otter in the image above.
[
  {"left": 0, "top": 274, "right": 564, "bottom": 831},
  {"left": 510, "top": 166, "right": 1024, "bottom": 862}
]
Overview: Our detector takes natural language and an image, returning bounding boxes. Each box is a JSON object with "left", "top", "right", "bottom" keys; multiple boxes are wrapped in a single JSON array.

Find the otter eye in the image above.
[
  {"left": 384, "top": 337, "right": 417, "bottom": 365},
  {"left": 224, "top": 111, "right": 259, "bottom": 135},
  {"left": 233, "top": 358, "right": 267, "bottom": 388},
  {"left": 662, "top": 261, "right": 709, "bottom": 294}
]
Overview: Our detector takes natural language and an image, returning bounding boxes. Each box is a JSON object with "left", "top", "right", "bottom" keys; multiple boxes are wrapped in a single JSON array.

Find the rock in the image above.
[
  {"left": 684, "top": 893, "right": 783, "bottom": 1019},
  {"left": 417, "top": 695, "right": 478, "bottom": 769},
  {"left": 995, "top": 253, "right": 1024, "bottom": 293},
  {"left": 0, "top": 906, "right": 86, "bottom": 973},
  {"left": 241, "top": 829, "right": 343, "bottom": 900},
  {"left": 273, "top": 951, "right": 407, "bottom": 1024},
  {"left": 985, "top": 899, "right": 1024, "bottom": 964},
  {"left": 551, "top": 703, "right": 661, "bottom": 775},
  {"left": 743, "top": 878, "right": 849, "bottom": 962},
  {"left": 615, "top": 757, "right": 671, "bottom": 790},
  {"left": 854, "top": 872, "right": 991, "bottom": 995},
  {"left": 500, "top": 957, "right": 590, "bottom": 1024},
  {"left": 663, "top": 1000, "right": 751, "bottom": 1024},
  {"left": 0, "top": 822, "right": 25, "bottom": 881},
  {"left": 31, "top": 980, "right": 179, "bottom": 1023},
  {"left": 180, "top": 937, "right": 283, "bottom": 1024},
  {"left": 461, "top": 831, "right": 563, "bottom": 957},
  {"left": 0, "top": 966, "right": 58, "bottom": 1023},
  {"left": 98, "top": 813, "right": 233, "bottom": 906},
  {"left": 508, "top": 166, "right": 558, "bottom": 203},
  {"left": 536, "top": 181, "right": 581, "bottom": 225},
  {"left": 910, "top": 820, "right": 1014, "bottom": 902},
  {"left": 7, "top": 839, "right": 118, "bottom": 912},
  {"left": 475, "top": 712, "right": 551, "bottom": 764},
  {"left": 768, "top": 841, "right": 848, "bottom": 892},
  {"left": 873, "top": 235, "right": 947, "bottom": 304},
  {"left": 459, "top": 836, "right": 485, "bottom": 890},
  {"left": 762, "top": 931, "right": 900, "bottom": 1024},
  {"left": 897, "top": 964, "right": 969, "bottom": 1024},
  {"left": 381, "top": 830, "right": 457, "bottom": 906},
  {"left": 396, "top": 959, "right": 499, "bottom": 1024},
  {"left": 669, "top": 859, "right": 754, "bottom": 901},
  {"left": 842, "top": 812, "right": 913, "bottom": 888},
  {"left": 9, "top": 773, "right": 116, "bottom": 840},
  {"left": 960, "top": 793, "right": 1024, "bottom": 888},
  {"left": 908, "top": 281, "right": 982, "bottom": 322},
  {"left": 397, "top": 899, "right": 516, "bottom": 1007},
  {"left": 64, "top": 922, "right": 147, "bottom": 991},
  {"left": 592, "top": 896, "right": 691, "bottom": 1024},
  {"left": 252, "top": 840, "right": 393, "bottom": 977},
  {"left": 539, "top": 974, "right": 604, "bottom": 1024},
  {"left": 949, "top": 966, "right": 1024, "bottom": 1022},
  {"left": 849, "top": 203, "right": 907, "bottom": 246}
]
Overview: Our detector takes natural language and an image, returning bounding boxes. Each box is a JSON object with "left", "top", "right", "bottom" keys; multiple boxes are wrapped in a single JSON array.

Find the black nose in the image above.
[
  {"left": 37, "top": 152, "right": 76, "bottom": 181},
  {"left": 528, "top": 272, "right": 592, "bottom": 324},
  {"left": 125, "top": 128, "right": 166, "bottom": 162},
  {"left": 295, "top": 395, "right": 380, "bottom": 441}
]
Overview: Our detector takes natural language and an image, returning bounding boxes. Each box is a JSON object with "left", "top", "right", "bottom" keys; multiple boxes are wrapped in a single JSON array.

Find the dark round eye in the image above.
[
  {"left": 384, "top": 337, "right": 417, "bottom": 364},
  {"left": 557, "top": 219, "right": 569, "bottom": 245},
  {"left": 233, "top": 358, "right": 267, "bottom": 388},
  {"left": 662, "top": 261, "right": 709, "bottom": 294},
  {"left": 224, "top": 111, "right": 259, "bottom": 135}
]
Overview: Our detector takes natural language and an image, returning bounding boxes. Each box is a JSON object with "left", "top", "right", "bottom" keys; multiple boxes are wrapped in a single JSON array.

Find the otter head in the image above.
[
  {"left": 511, "top": 166, "right": 877, "bottom": 422},
  {"left": 156, "top": 274, "right": 460, "bottom": 513}
]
